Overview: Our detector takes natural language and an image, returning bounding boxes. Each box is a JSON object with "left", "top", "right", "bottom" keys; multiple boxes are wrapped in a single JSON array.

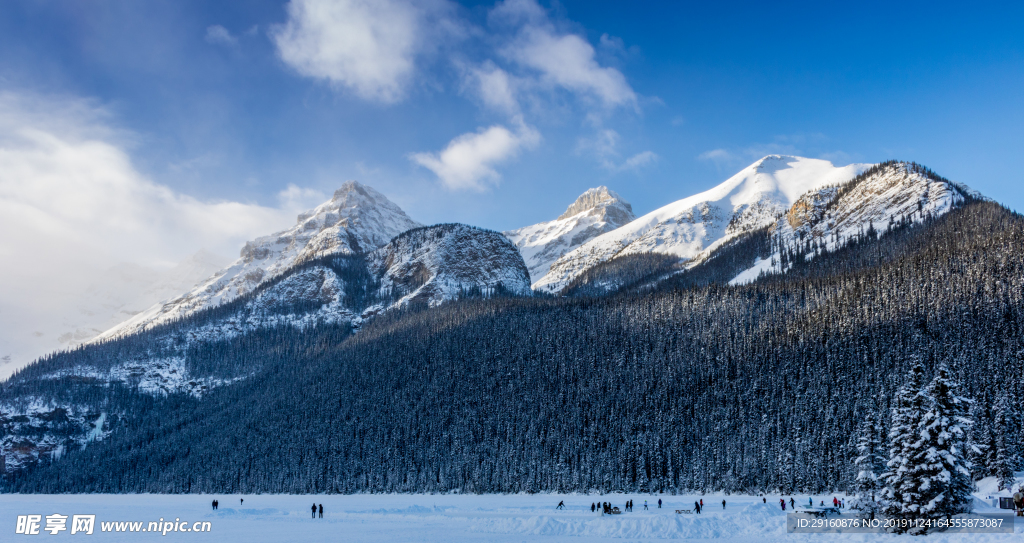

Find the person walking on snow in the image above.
[
  {"left": 591, "top": 502, "right": 595, "bottom": 513},
  {"left": 658, "top": 498, "right": 662, "bottom": 509},
  {"left": 311, "top": 503, "right": 317, "bottom": 518},
  {"left": 556, "top": 500, "right": 565, "bottom": 510},
  {"left": 780, "top": 499, "right": 786, "bottom": 511},
  {"left": 694, "top": 501, "right": 701, "bottom": 514},
  {"left": 722, "top": 499, "right": 726, "bottom": 509},
  {"left": 319, "top": 504, "right": 323, "bottom": 518},
  {"left": 790, "top": 497, "right": 795, "bottom": 509},
  {"left": 644, "top": 500, "right": 648, "bottom": 510}
]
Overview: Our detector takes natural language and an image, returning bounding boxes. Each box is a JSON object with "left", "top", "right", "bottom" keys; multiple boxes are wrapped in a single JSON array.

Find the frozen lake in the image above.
[{"left": 2, "top": 488, "right": 1019, "bottom": 542}]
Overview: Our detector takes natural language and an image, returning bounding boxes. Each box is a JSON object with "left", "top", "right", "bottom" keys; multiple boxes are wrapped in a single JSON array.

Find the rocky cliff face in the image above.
[
  {"left": 371, "top": 224, "right": 532, "bottom": 307},
  {"left": 504, "top": 186, "right": 635, "bottom": 287}
]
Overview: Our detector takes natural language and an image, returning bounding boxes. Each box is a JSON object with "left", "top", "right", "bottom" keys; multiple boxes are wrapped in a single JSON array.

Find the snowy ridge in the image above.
[
  {"left": 94, "top": 182, "right": 421, "bottom": 342},
  {"left": 504, "top": 187, "right": 635, "bottom": 287},
  {"left": 32, "top": 225, "right": 530, "bottom": 400},
  {"left": 729, "top": 161, "right": 976, "bottom": 285},
  {"left": 535, "top": 156, "right": 870, "bottom": 292}
]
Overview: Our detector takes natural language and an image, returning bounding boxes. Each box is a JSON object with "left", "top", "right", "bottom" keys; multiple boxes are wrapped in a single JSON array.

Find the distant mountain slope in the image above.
[
  {"left": 94, "top": 181, "right": 421, "bottom": 341},
  {"left": 728, "top": 161, "right": 980, "bottom": 285},
  {"left": 0, "top": 223, "right": 531, "bottom": 472},
  {"left": 560, "top": 161, "right": 980, "bottom": 296},
  {"left": 535, "top": 156, "right": 870, "bottom": 292},
  {"left": 503, "top": 187, "right": 635, "bottom": 286},
  {"left": 9, "top": 200, "right": 1023, "bottom": 494}
]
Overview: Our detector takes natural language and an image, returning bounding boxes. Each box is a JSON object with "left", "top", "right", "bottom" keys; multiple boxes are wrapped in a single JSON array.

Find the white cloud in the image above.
[
  {"left": 698, "top": 148, "right": 735, "bottom": 164},
  {"left": 205, "top": 25, "right": 237, "bottom": 46},
  {"left": 271, "top": 0, "right": 426, "bottom": 103},
  {"left": 577, "top": 129, "right": 656, "bottom": 173},
  {"left": 277, "top": 183, "right": 328, "bottom": 212},
  {"left": 493, "top": 0, "right": 637, "bottom": 110},
  {"left": 410, "top": 118, "right": 540, "bottom": 191},
  {"left": 466, "top": 61, "right": 519, "bottom": 115},
  {"left": 0, "top": 91, "right": 321, "bottom": 372},
  {"left": 620, "top": 151, "right": 657, "bottom": 171}
]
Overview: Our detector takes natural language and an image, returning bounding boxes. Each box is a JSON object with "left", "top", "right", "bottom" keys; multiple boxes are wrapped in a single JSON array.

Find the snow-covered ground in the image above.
[{"left": 2, "top": 486, "right": 1019, "bottom": 542}]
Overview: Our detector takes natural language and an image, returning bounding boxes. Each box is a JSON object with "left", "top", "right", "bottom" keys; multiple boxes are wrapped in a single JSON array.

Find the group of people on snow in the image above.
[
  {"left": 209, "top": 498, "right": 246, "bottom": 510},
  {"left": 311, "top": 503, "right": 323, "bottom": 518},
  {"left": 777, "top": 496, "right": 844, "bottom": 511}
]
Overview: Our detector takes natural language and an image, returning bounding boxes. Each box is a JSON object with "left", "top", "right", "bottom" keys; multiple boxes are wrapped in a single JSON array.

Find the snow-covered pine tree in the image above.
[
  {"left": 906, "top": 364, "right": 974, "bottom": 531},
  {"left": 852, "top": 405, "right": 885, "bottom": 515},
  {"left": 882, "top": 360, "right": 927, "bottom": 527},
  {"left": 967, "top": 401, "right": 993, "bottom": 480},
  {"left": 992, "top": 395, "right": 1018, "bottom": 491}
]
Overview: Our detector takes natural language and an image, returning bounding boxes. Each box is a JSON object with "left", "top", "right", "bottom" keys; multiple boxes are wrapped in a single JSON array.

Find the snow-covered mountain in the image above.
[
  {"left": 534, "top": 156, "right": 871, "bottom": 292},
  {"left": 503, "top": 187, "right": 635, "bottom": 287},
  {"left": 729, "top": 161, "right": 980, "bottom": 284},
  {"left": 370, "top": 224, "right": 532, "bottom": 308},
  {"left": 94, "top": 181, "right": 421, "bottom": 341},
  {"left": 18, "top": 224, "right": 531, "bottom": 397}
]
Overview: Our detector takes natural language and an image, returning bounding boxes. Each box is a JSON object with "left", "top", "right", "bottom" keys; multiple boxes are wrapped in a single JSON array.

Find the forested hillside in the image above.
[{"left": 5, "top": 201, "right": 1022, "bottom": 494}]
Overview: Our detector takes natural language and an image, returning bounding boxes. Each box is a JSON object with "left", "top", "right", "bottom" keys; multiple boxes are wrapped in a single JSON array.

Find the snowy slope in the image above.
[
  {"left": 147, "top": 225, "right": 531, "bottom": 353},
  {"left": 22, "top": 224, "right": 530, "bottom": 401},
  {"left": 535, "top": 156, "right": 870, "bottom": 292},
  {"left": 94, "top": 182, "right": 421, "bottom": 342},
  {"left": 503, "top": 187, "right": 635, "bottom": 287},
  {"left": 729, "top": 161, "right": 980, "bottom": 285}
]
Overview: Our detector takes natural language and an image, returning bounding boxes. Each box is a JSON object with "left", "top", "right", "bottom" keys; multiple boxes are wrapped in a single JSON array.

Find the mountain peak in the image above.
[
  {"left": 505, "top": 187, "right": 636, "bottom": 286},
  {"left": 332, "top": 180, "right": 372, "bottom": 201},
  {"left": 95, "top": 182, "right": 422, "bottom": 341},
  {"left": 535, "top": 157, "right": 871, "bottom": 292},
  {"left": 558, "top": 186, "right": 632, "bottom": 220}
]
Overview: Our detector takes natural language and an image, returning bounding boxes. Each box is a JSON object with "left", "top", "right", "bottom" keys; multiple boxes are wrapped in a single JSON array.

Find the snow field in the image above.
[{"left": 2, "top": 486, "right": 1019, "bottom": 542}]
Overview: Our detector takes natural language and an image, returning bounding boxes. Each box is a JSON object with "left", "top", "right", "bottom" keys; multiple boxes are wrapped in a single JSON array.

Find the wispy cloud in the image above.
[
  {"left": 577, "top": 129, "right": 657, "bottom": 173},
  {"left": 463, "top": 61, "right": 521, "bottom": 115},
  {"left": 205, "top": 25, "right": 238, "bottom": 47},
  {"left": 410, "top": 117, "right": 540, "bottom": 191},
  {"left": 491, "top": 0, "right": 637, "bottom": 111}
]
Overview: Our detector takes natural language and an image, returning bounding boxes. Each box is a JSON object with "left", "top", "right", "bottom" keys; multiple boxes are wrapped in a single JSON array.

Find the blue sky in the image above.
[{"left": 1, "top": 0, "right": 1022, "bottom": 265}]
